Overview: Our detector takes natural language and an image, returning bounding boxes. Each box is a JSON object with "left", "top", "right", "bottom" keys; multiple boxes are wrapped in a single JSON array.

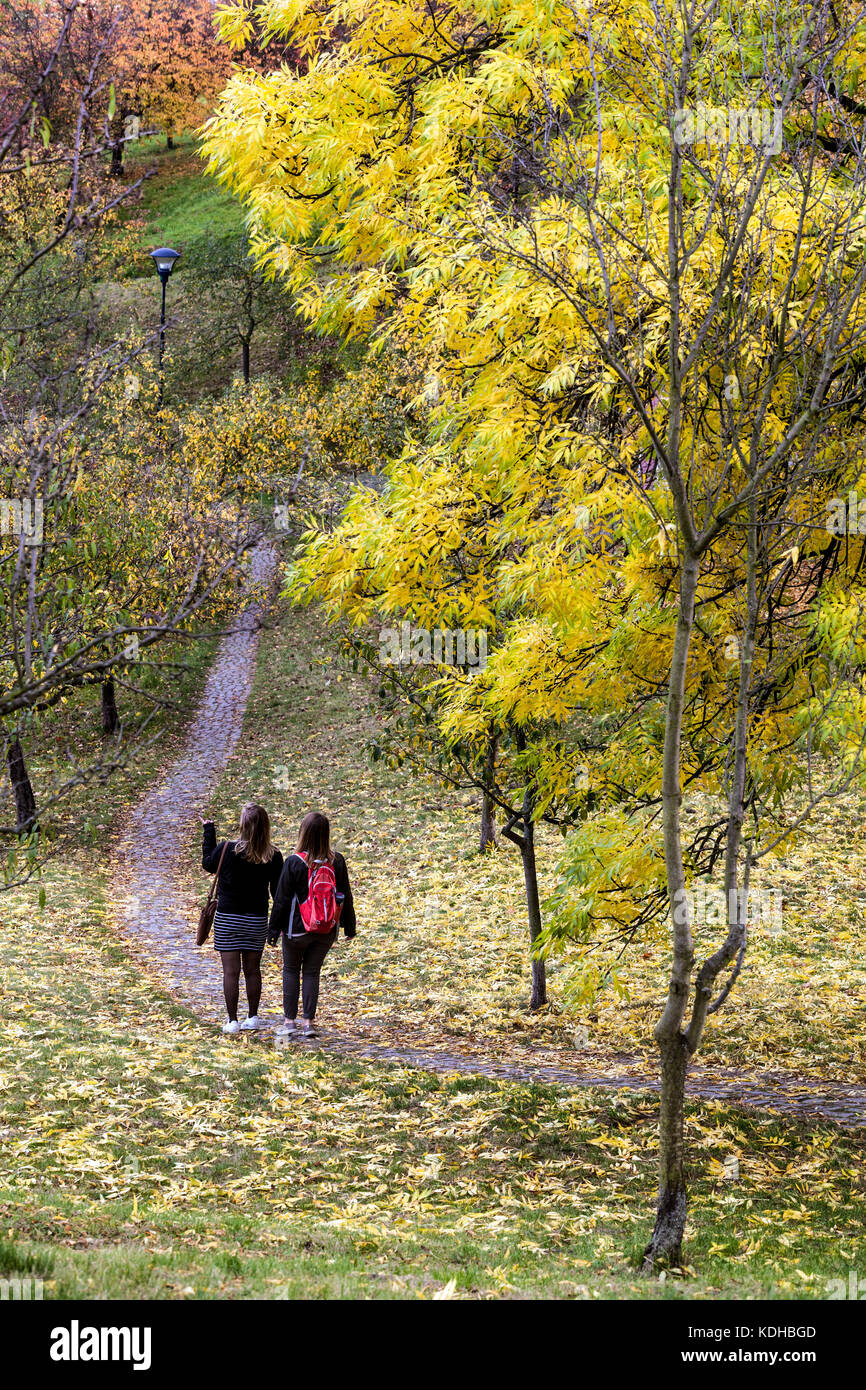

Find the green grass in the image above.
[
  {"left": 99, "top": 140, "right": 353, "bottom": 402},
  {"left": 0, "top": 878, "right": 863, "bottom": 1300},
  {"left": 123, "top": 137, "right": 245, "bottom": 266},
  {"left": 1, "top": 580, "right": 864, "bottom": 1299}
]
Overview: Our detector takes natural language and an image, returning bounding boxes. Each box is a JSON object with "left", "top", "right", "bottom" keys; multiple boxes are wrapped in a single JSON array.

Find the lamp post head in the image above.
[{"left": 149, "top": 246, "right": 180, "bottom": 284}]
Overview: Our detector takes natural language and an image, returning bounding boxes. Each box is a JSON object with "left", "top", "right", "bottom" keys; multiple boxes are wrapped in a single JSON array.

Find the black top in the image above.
[
  {"left": 202, "top": 822, "right": 284, "bottom": 917},
  {"left": 269, "top": 851, "right": 356, "bottom": 941}
]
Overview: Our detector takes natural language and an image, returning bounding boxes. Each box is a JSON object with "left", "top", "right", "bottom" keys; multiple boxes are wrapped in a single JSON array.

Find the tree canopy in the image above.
[{"left": 203, "top": 0, "right": 866, "bottom": 1265}]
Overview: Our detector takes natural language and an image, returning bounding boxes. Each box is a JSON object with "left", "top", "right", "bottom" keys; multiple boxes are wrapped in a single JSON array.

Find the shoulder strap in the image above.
[{"left": 206, "top": 841, "right": 229, "bottom": 909}]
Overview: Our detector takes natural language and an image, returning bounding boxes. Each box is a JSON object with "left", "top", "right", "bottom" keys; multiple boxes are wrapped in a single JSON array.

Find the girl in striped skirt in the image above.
[{"left": 201, "top": 804, "right": 284, "bottom": 1034}]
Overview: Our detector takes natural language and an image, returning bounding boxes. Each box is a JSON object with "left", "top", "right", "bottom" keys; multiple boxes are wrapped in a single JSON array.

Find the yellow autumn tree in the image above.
[{"left": 203, "top": 0, "right": 866, "bottom": 1268}]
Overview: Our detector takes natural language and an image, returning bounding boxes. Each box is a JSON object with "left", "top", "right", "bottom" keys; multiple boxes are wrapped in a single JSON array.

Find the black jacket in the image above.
[
  {"left": 268, "top": 851, "right": 356, "bottom": 942},
  {"left": 202, "top": 822, "right": 284, "bottom": 917}
]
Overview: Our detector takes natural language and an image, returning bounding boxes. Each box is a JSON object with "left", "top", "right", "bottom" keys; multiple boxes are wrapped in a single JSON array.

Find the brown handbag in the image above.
[{"left": 197, "top": 840, "right": 228, "bottom": 946}]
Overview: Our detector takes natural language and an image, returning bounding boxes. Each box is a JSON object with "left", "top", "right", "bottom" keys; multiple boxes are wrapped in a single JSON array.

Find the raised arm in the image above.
[{"left": 201, "top": 821, "right": 223, "bottom": 872}]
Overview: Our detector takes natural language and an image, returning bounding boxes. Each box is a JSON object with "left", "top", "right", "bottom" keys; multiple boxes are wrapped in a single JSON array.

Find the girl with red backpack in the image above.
[{"left": 267, "top": 810, "right": 355, "bottom": 1037}]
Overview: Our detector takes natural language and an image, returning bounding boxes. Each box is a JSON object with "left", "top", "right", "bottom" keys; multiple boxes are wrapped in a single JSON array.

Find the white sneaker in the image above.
[
  {"left": 222, "top": 1020, "right": 240, "bottom": 1035},
  {"left": 299, "top": 1022, "right": 319, "bottom": 1038},
  {"left": 275, "top": 1020, "right": 297, "bottom": 1037},
  {"left": 240, "top": 1016, "right": 261, "bottom": 1031}
]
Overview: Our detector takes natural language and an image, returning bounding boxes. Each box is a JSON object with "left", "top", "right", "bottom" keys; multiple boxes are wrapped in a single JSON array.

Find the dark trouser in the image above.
[{"left": 281, "top": 928, "right": 336, "bottom": 1021}]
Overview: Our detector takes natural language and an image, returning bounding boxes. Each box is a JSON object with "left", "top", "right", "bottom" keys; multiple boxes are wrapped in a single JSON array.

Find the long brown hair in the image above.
[
  {"left": 235, "top": 802, "right": 276, "bottom": 864},
  {"left": 296, "top": 810, "right": 333, "bottom": 864}
]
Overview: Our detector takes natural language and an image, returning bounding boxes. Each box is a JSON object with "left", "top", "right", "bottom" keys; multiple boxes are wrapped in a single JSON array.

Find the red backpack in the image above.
[{"left": 297, "top": 852, "right": 343, "bottom": 934}]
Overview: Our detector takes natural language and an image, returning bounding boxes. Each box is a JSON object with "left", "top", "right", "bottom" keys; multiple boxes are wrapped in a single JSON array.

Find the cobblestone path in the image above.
[{"left": 117, "top": 543, "right": 277, "bottom": 999}]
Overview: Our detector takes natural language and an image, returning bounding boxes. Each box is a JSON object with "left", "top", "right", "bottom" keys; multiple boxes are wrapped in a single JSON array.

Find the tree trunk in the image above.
[
  {"left": 501, "top": 739, "right": 548, "bottom": 1011},
  {"left": 521, "top": 816, "right": 547, "bottom": 1010},
  {"left": 642, "top": 500, "right": 758, "bottom": 1272},
  {"left": 241, "top": 338, "right": 251, "bottom": 384},
  {"left": 641, "top": 1032, "right": 689, "bottom": 1269},
  {"left": 110, "top": 136, "right": 124, "bottom": 178},
  {"left": 479, "top": 792, "right": 496, "bottom": 852},
  {"left": 6, "top": 735, "right": 37, "bottom": 832},
  {"left": 166, "top": 132, "right": 175, "bottom": 150},
  {"left": 648, "top": 551, "right": 700, "bottom": 1269},
  {"left": 101, "top": 678, "right": 119, "bottom": 734},
  {"left": 480, "top": 731, "right": 497, "bottom": 851}
]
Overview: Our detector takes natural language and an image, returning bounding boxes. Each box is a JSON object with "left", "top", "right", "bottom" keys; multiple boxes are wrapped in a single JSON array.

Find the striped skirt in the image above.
[{"left": 212, "top": 911, "right": 269, "bottom": 953}]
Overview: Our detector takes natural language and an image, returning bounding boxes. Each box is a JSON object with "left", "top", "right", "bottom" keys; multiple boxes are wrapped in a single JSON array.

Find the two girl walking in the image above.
[{"left": 201, "top": 804, "right": 355, "bottom": 1035}]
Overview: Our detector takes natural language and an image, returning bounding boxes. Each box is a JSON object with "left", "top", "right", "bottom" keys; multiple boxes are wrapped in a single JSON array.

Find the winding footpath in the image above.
[
  {"left": 118, "top": 543, "right": 277, "bottom": 1001},
  {"left": 114, "top": 558, "right": 866, "bottom": 1131}
]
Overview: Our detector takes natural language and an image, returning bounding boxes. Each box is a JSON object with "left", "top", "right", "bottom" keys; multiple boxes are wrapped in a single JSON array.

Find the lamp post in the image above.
[{"left": 149, "top": 247, "right": 180, "bottom": 408}]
